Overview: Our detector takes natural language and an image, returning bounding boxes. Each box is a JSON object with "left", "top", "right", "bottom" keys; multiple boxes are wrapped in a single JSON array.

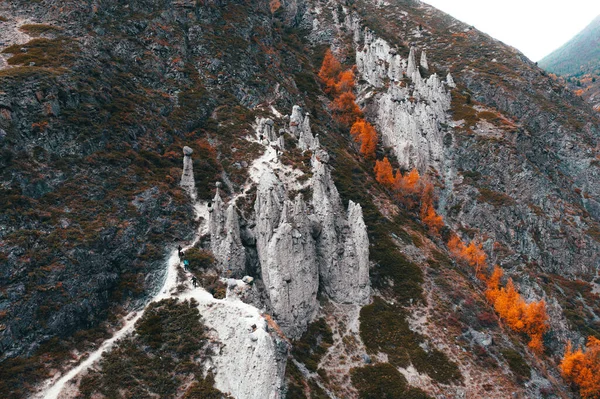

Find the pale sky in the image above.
[{"left": 423, "top": 0, "right": 600, "bottom": 61}]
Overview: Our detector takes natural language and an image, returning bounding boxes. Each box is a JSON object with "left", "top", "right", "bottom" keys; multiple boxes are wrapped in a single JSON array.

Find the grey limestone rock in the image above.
[
  {"left": 263, "top": 195, "right": 319, "bottom": 339},
  {"left": 180, "top": 146, "right": 197, "bottom": 199},
  {"left": 209, "top": 189, "right": 246, "bottom": 277},
  {"left": 311, "top": 157, "right": 370, "bottom": 304},
  {"left": 420, "top": 50, "right": 429, "bottom": 70},
  {"left": 356, "top": 29, "right": 405, "bottom": 87},
  {"left": 406, "top": 46, "right": 418, "bottom": 80},
  {"left": 446, "top": 72, "right": 456, "bottom": 88},
  {"left": 256, "top": 117, "right": 278, "bottom": 142},
  {"left": 289, "top": 105, "right": 316, "bottom": 151}
]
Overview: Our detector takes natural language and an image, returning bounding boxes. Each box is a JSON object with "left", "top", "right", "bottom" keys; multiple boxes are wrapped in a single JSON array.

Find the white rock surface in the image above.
[
  {"left": 406, "top": 46, "right": 418, "bottom": 80},
  {"left": 356, "top": 29, "right": 405, "bottom": 87},
  {"left": 446, "top": 72, "right": 456, "bottom": 88},
  {"left": 256, "top": 117, "right": 278, "bottom": 142},
  {"left": 179, "top": 289, "right": 286, "bottom": 399},
  {"left": 289, "top": 105, "right": 316, "bottom": 151},
  {"left": 420, "top": 50, "right": 428, "bottom": 70},
  {"left": 180, "top": 146, "right": 197, "bottom": 199},
  {"left": 311, "top": 157, "right": 370, "bottom": 304},
  {"left": 208, "top": 190, "right": 246, "bottom": 277},
  {"left": 353, "top": 22, "right": 452, "bottom": 171},
  {"left": 263, "top": 196, "right": 320, "bottom": 339}
]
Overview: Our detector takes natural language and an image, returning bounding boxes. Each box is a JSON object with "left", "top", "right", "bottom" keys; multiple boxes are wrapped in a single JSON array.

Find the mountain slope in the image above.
[
  {"left": 539, "top": 14, "right": 600, "bottom": 76},
  {"left": 1, "top": 0, "right": 599, "bottom": 398}
]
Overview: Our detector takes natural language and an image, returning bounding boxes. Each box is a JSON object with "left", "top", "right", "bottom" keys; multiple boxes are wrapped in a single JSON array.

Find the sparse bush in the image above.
[
  {"left": 185, "top": 248, "right": 216, "bottom": 271},
  {"left": 19, "top": 24, "right": 63, "bottom": 36},
  {"left": 292, "top": 318, "right": 333, "bottom": 372},
  {"left": 360, "top": 297, "right": 462, "bottom": 384},
  {"left": 2, "top": 38, "right": 77, "bottom": 68},
  {"left": 501, "top": 348, "right": 531, "bottom": 381},
  {"left": 351, "top": 363, "right": 431, "bottom": 399}
]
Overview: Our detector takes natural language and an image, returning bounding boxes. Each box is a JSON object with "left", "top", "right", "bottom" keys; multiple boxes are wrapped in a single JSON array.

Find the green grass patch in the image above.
[
  {"left": 360, "top": 297, "right": 462, "bottom": 384},
  {"left": 2, "top": 38, "right": 77, "bottom": 68},
  {"left": 477, "top": 187, "right": 515, "bottom": 207},
  {"left": 19, "top": 24, "right": 63, "bottom": 36},
  {"left": 351, "top": 363, "right": 432, "bottom": 399},
  {"left": 500, "top": 348, "right": 530, "bottom": 381},
  {"left": 292, "top": 318, "right": 334, "bottom": 372},
  {"left": 78, "top": 299, "right": 229, "bottom": 398}
]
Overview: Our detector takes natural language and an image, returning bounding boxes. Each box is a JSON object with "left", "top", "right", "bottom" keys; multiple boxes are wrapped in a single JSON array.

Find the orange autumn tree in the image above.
[
  {"left": 318, "top": 49, "right": 342, "bottom": 94},
  {"left": 395, "top": 168, "right": 421, "bottom": 194},
  {"left": 420, "top": 181, "right": 443, "bottom": 234},
  {"left": 374, "top": 157, "right": 395, "bottom": 186},
  {"left": 335, "top": 69, "right": 356, "bottom": 94},
  {"left": 560, "top": 337, "right": 600, "bottom": 399},
  {"left": 448, "top": 235, "right": 486, "bottom": 276},
  {"left": 331, "top": 92, "right": 362, "bottom": 126},
  {"left": 483, "top": 265, "right": 549, "bottom": 353},
  {"left": 350, "top": 118, "right": 377, "bottom": 158}
]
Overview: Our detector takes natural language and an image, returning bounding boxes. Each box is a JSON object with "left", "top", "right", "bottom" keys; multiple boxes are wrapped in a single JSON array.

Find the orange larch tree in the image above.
[
  {"left": 350, "top": 118, "right": 377, "bottom": 159},
  {"left": 335, "top": 69, "right": 356, "bottom": 94},
  {"left": 421, "top": 201, "right": 444, "bottom": 234},
  {"left": 318, "top": 49, "right": 342, "bottom": 94},
  {"left": 560, "top": 337, "right": 600, "bottom": 398},
  {"left": 374, "top": 157, "right": 395, "bottom": 187},
  {"left": 332, "top": 92, "right": 362, "bottom": 126}
]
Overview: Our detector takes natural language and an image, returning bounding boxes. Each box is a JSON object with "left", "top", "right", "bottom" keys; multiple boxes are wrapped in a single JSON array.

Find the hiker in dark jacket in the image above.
[{"left": 191, "top": 276, "right": 198, "bottom": 288}]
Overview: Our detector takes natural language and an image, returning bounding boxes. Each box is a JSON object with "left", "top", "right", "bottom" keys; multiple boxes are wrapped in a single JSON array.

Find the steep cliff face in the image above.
[
  {"left": 209, "top": 106, "right": 370, "bottom": 339},
  {"left": 2, "top": 0, "right": 600, "bottom": 398}
]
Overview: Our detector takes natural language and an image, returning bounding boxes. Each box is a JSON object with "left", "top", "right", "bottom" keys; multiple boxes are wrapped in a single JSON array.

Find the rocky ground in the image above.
[{"left": 1, "top": 0, "right": 599, "bottom": 398}]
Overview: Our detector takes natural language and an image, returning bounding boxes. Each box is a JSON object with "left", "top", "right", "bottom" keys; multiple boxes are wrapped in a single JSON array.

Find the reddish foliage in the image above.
[
  {"left": 421, "top": 201, "right": 444, "bottom": 234},
  {"left": 374, "top": 157, "right": 395, "bottom": 186},
  {"left": 350, "top": 118, "right": 377, "bottom": 159},
  {"left": 335, "top": 69, "right": 356, "bottom": 94},
  {"left": 560, "top": 337, "right": 600, "bottom": 399},
  {"left": 331, "top": 92, "right": 362, "bottom": 126},
  {"left": 448, "top": 235, "right": 486, "bottom": 277},
  {"left": 483, "top": 265, "right": 549, "bottom": 353},
  {"left": 269, "top": 0, "right": 281, "bottom": 13},
  {"left": 318, "top": 49, "right": 342, "bottom": 94}
]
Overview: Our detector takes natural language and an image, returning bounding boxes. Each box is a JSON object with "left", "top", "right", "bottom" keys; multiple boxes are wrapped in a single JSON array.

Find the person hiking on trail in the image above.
[
  {"left": 183, "top": 259, "right": 189, "bottom": 271},
  {"left": 177, "top": 245, "right": 183, "bottom": 259},
  {"left": 191, "top": 276, "right": 198, "bottom": 288}
]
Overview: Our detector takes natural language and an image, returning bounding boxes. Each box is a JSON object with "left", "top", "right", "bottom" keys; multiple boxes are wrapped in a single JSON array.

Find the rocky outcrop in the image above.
[
  {"left": 257, "top": 117, "right": 278, "bottom": 142},
  {"left": 406, "top": 46, "right": 418, "bottom": 81},
  {"left": 311, "top": 157, "right": 370, "bottom": 304},
  {"left": 289, "top": 105, "right": 316, "bottom": 151},
  {"left": 253, "top": 169, "right": 317, "bottom": 339},
  {"left": 356, "top": 30, "right": 405, "bottom": 87},
  {"left": 208, "top": 188, "right": 246, "bottom": 277},
  {"left": 180, "top": 146, "right": 196, "bottom": 199},
  {"left": 182, "top": 289, "right": 287, "bottom": 399},
  {"left": 446, "top": 72, "right": 456, "bottom": 88},
  {"left": 354, "top": 25, "right": 452, "bottom": 171},
  {"left": 247, "top": 113, "right": 370, "bottom": 338},
  {"left": 263, "top": 196, "right": 320, "bottom": 338},
  {"left": 420, "top": 50, "right": 428, "bottom": 70}
]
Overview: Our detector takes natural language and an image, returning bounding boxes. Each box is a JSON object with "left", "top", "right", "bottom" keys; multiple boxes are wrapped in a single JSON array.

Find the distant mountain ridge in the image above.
[{"left": 539, "top": 14, "right": 600, "bottom": 76}]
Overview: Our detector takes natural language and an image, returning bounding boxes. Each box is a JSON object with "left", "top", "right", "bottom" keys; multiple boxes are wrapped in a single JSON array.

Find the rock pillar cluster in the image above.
[
  {"left": 180, "top": 146, "right": 197, "bottom": 199},
  {"left": 208, "top": 187, "right": 246, "bottom": 277},
  {"left": 207, "top": 107, "right": 370, "bottom": 339}
]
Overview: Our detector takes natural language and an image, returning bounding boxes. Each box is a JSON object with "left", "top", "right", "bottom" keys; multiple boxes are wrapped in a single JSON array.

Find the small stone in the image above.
[
  {"left": 242, "top": 276, "right": 254, "bottom": 284},
  {"left": 183, "top": 146, "right": 193, "bottom": 156},
  {"left": 215, "top": 181, "right": 222, "bottom": 188},
  {"left": 362, "top": 354, "right": 371, "bottom": 364}
]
